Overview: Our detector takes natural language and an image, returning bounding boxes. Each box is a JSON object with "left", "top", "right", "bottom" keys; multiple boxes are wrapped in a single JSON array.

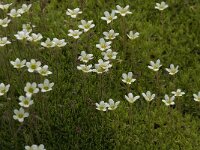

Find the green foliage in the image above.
[{"left": 0, "top": 0, "right": 200, "bottom": 149}]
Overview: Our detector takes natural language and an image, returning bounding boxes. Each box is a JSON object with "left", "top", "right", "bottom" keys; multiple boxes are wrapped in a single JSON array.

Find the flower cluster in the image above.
[
  {"left": 10, "top": 57, "right": 54, "bottom": 123},
  {"left": 25, "top": 144, "right": 46, "bottom": 150},
  {"left": 10, "top": 58, "right": 52, "bottom": 76},
  {"left": 96, "top": 99, "right": 120, "bottom": 111},
  {"left": 148, "top": 59, "right": 179, "bottom": 75},
  {"left": 0, "top": 3, "right": 31, "bottom": 29},
  {"left": 13, "top": 79, "right": 54, "bottom": 123}
]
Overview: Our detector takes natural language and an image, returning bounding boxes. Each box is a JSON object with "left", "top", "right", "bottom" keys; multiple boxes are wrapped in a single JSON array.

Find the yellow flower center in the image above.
[
  {"left": 18, "top": 114, "right": 24, "bottom": 118},
  {"left": 28, "top": 88, "right": 34, "bottom": 93}
]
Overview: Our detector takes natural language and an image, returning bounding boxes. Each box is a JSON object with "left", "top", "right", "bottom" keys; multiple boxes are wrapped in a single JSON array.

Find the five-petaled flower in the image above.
[
  {"left": 77, "top": 64, "right": 93, "bottom": 73},
  {"left": 107, "top": 99, "right": 120, "bottom": 110},
  {"left": 0, "top": 37, "right": 11, "bottom": 46},
  {"left": 78, "top": 51, "right": 93, "bottom": 63},
  {"left": 127, "top": 31, "right": 139, "bottom": 40},
  {"left": 148, "top": 59, "right": 162, "bottom": 71},
  {"left": 13, "top": 107, "right": 29, "bottom": 122},
  {"left": 155, "top": 2, "right": 168, "bottom": 11},
  {"left": 38, "top": 79, "right": 54, "bottom": 92},
  {"left": 96, "top": 38, "right": 112, "bottom": 51},
  {"left": 101, "top": 10, "right": 117, "bottom": 24},
  {"left": 142, "top": 91, "right": 155, "bottom": 102},
  {"left": 78, "top": 20, "right": 95, "bottom": 32},
  {"left": 66, "top": 8, "right": 82, "bottom": 18},
  {"left": 0, "top": 83, "right": 10, "bottom": 96},
  {"left": 102, "top": 49, "right": 118, "bottom": 60},
  {"left": 41, "top": 38, "right": 56, "bottom": 48},
  {"left": 96, "top": 101, "right": 109, "bottom": 111},
  {"left": 122, "top": 72, "right": 136, "bottom": 84},
  {"left": 162, "top": 94, "right": 175, "bottom": 106},
  {"left": 68, "top": 29, "right": 83, "bottom": 39},
  {"left": 28, "top": 33, "right": 43, "bottom": 42},
  {"left": 26, "top": 59, "right": 41, "bottom": 72},
  {"left": 10, "top": 58, "right": 26, "bottom": 69},
  {"left": 165, "top": 64, "right": 179, "bottom": 75},
  {"left": 115, "top": 5, "right": 132, "bottom": 16},
  {"left": 18, "top": 96, "right": 34, "bottom": 108},
  {"left": 14, "top": 30, "right": 30, "bottom": 40},
  {"left": 53, "top": 38, "right": 67, "bottom": 47},
  {"left": 0, "top": 17, "right": 11, "bottom": 27},
  {"left": 103, "top": 29, "right": 119, "bottom": 40},
  {"left": 193, "top": 92, "right": 200, "bottom": 102},
  {"left": 125, "top": 93, "right": 140, "bottom": 103},
  {"left": 171, "top": 89, "right": 185, "bottom": 97},
  {"left": 24, "top": 82, "right": 39, "bottom": 97},
  {"left": 37, "top": 65, "right": 52, "bottom": 76}
]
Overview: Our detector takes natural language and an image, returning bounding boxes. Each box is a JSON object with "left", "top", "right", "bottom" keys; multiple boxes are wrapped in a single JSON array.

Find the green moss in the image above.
[{"left": 0, "top": 0, "right": 200, "bottom": 149}]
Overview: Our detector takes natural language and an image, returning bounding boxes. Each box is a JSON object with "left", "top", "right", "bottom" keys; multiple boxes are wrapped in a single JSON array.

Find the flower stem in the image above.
[{"left": 155, "top": 71, "right": 160, "bottom": 106}]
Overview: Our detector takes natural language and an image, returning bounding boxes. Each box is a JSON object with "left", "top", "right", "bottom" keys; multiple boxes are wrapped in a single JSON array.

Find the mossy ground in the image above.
[{"left": 0, "top": 0, "right": 200, "bottom": 149}]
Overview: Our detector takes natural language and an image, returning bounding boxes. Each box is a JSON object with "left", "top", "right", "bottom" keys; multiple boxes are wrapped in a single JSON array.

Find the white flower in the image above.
[
  {"left": 95, "top": 101, "right": 109, "bottom": 111},
  {"left": 101, "top": 10, "right": 117, "bottom": 24},
  {"left": 18, "top": 4, "right": 32, "bottom": 14},
  {"left": 127, "top": 31, "right": 139, "bottom": 40},
  {"left": 148, "top": 59, "right": 162, "bottom": 71},
  {"left": 13, "top": 107, "right": 29, "bottom": 122},
  {"left": 66, "top": 8, "right": 82, "bottom": 18},
  {"left": 0, "top": 3, "right": 12, "bottom": 11},
  {"left": 107, "top": 99, "right": 120, "bottom": 110},
  {"left": 165, "top": 64, "right": 179, "bottom": 75},
  {"left": 98, "top": 59, "right": 112, "bottom": 69},
  {"left": 93, "top": 64, "right": 106, "bottom": 74},
  {"left": 24, "top": 82, "right": 39, "bottom": 97},
  {"left": 78, "top": 51, "right": 93, "bottom": 63},
  {"left": 162, "top": 95, "right": 175, "bottom": 106},
  {"left": 68, "top": 29, "right": 82, "bottom": 39},
  {"left": 19, "top": 96, "right": 34, "bottom": 108},
  {"left": 125, "top": 93, "right": 140, "bottom": 103},
  {"left": 193, "top": 92, "right": 200, "bottom": 102},
  {"left": 0, "top": 17, "right": 11, "bottom": 27},
  {"left": 38, "top": 79, "right": 54, "bottom": 92},
  {"left": 155, "top": 1, "right": 168, "bottom": 11},
  {"left": 28, "top": 33, "right": 43, "bottom": 42},
  {"left": 22, "top": 23, "right": 34, "bottom": 33},
  {"left": 26, "top": 59, "right": 41, "bottom": 72},
  {"left": 115, "top": 5, "right": 132, "bottom": 16},
  {"left": 103, "top": 29, "right": 119, "bottom": 40},
  {"left": 101, "top": 49, "right": 118, "bottom": 60},
  {"left": 52, "top": 38, "right": 67, "bottom": 47},
  {"left": 77, "top": 64, "right": 93, "bottom": 73},
  {"left": 171, "top": 89, "right": 185, "bottom": 97},
  {"left": 93, "top": 59, "right": 112, "bottom": 73},
  {"left": 142, "top": 91, "right": 155, "bottom": 102},
  {"left": 0, "top": 37, "right": 11, "bottom": 46},
  {"left": 41, "top": 38, "right": 56, "bottom": 48},
  {"left": 14, "top": 30, "right": 30, "bottom": 40},
  {"left": 10, "top": 58, "right": 26, "bottom": 69},
  {"left": 0, "top": 83, "right": 10, "bottom": 96},
  {"left": 122, "top": 72, "right": 136, "bottom": 84},
  {"left": 25, "top": 144, "right": 46, "bottom": 150},
  {"left": 8, "top": 9, "right": 22, "bottom": 18},
  {"left": 96, "top": 38, "right": 112, "bottom": 51},
  {"left": 37, "top": 65, "right": 52, "bottom": 76},
  {"left": 78, "top": 20, "right": 95, "bottom": 32}
]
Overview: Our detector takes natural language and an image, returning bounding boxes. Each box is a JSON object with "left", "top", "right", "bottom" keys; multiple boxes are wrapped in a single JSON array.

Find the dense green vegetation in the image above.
[{"left": 0, "top": 0, "right": 200, "bottom": 149}]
